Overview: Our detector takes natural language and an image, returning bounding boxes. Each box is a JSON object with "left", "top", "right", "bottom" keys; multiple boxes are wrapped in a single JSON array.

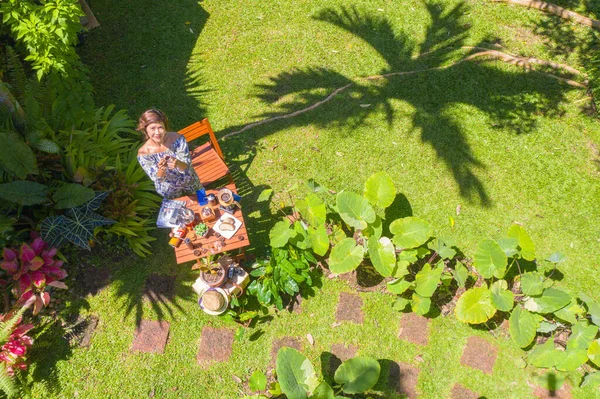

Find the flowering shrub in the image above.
[
  {"left": 0, "top": 315, "right": 33, "bottom": 376},
  {"left": 0, "top": 235, "right": 68, "bottom": 315}
]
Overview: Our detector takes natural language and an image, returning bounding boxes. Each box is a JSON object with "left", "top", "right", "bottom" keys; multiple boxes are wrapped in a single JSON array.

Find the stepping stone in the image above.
[
  {"left": 451, "top": 384, "right": 479, "bottom": 399},
  {"left": 270, "top": 337, "right": 301, "bottom": 368},
  {"left": 328, "top": 343, "right": 358, "bottom": 375},
  {"left": 64, "top": 315, "right": 99, "bottom": 348},
  {"left": 143, "top": 274, "right": 176, "bottom": 302},
  {"left": 460, "top": 336, "right": 498, "bottom": 375},
  {"left": 335, "top": 292, "right": 363, "bottom": 324},
  {"left": 131, "top": 320, "right": 170, "bottom": 354},
  {"left": 398, "top": 313, "right": 430, "bottom": 346},
  {"left": 533, "top": 384, "right": 572, "bottom": 399},
  {"left": 197, "top": 327, "right": 234, "bottom": 367},
  {"left": 388, "top": 362, "right": 419, "bottom": 399}
]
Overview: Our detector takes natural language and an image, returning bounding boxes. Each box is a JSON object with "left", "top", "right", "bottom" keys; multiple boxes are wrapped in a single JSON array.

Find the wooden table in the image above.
[{"left": 174, "top": 183, "right": 249, "bottom": 264}]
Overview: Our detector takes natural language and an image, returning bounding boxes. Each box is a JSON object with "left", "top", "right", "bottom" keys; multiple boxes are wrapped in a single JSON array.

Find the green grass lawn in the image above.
[{"left": 27, "top": 0, "right": 600, "bottom": 397}]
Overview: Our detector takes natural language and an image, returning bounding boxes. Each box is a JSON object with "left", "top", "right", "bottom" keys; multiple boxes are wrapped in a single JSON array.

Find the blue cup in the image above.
[{"left": 196, "top": 188, "right": 207, "bottom": 205}]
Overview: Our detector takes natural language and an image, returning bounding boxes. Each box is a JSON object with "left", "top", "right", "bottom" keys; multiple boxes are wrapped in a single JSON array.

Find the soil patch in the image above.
[
  {"left": 388, "top": 361, "right": 419, "bottom": 399},
  {"left": 398, "top": 313, "right": 430, "bottom": 346},
  {"left": 451, "top": 383, "right": 479, "bottom": 399},
  {"left": 131, "top": 320, "right": 170, "bottom": 354},
  {"left": 533, "top": 384, "right": 572, "bottom": 399},
  {"left": 460, "top": 336, "right": 498, "bottom": 375},
  {"left": 270, "top": 337, "right": 301, "bottom": 368},
  {"left": 197, "top": 327, "right": 234, "bottom": 367},
  {"left": 64, "top": 315, "right": 99, "bottom": 348},
  {"left": 335, "top": 292, "right": 363, "bottom": 324}
]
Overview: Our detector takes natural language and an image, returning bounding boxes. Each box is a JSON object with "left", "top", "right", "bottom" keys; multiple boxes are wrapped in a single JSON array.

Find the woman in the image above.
[{"left": 137, "top": 108, "right": 203, "bottom": 199}]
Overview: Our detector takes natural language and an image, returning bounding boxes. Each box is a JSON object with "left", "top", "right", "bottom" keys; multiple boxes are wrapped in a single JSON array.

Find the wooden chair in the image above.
[{"left": 179, "top": 118, "right": 232, "bottom": 187}]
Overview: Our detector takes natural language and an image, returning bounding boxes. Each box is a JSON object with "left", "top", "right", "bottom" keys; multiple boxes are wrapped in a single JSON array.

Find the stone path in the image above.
[
  {"left": 335, "top": 292, "right": 363, "bottom": 324},
  {"left": 460, "top": 336, "right": 498, "bottom": 375},
  {"left": 131, "top": 320, "right": 170, "bottom": 354},
  {"left": 143, "top": 273, "right": 176, "bottom": 302},
  {"left": 451, "top": 383, "right": 479, "bottom": 399},
  {"left": 328, "top": 343, "right": 358, "bottom": 375},
  {"left": 388, "top": 361, "right": 420, "bottom": 399},
  {"left": 534, "top": 383, "right": 572, "bottom": 399},
  {"left": 270, "top": 336, "right": 302, "bottom": 368},
  {"left": 398, "top": 313, "right": 430, "bottom": 346},
  {"left": 197, "top": 327, "right": 234, "bottom": 367}
]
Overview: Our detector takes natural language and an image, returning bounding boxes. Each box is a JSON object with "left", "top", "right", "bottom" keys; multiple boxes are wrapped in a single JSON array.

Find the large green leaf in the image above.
[
  {"left": 334, "top": 357, "right": 380, "bottom": 394},
  {"left": 336, "top": 192, "right": 375, "bottom": 230},
  {"left": 270, "top": 221, "right": 297, "bottom": 248},
  {"left": 509, "top": 307, "right": 539, "bottom": 348},
  {"left": 427, "top": 237, "right": 456, "bottom": 260},
  {"left": 497, "top": 237, "right": 519, "bottom": 257},
  {"left": 527, "top": 338, "right": 561, "bottom": 368},
  {"left": 0, "top": 181, "right": 48, "bottom": 205},
  {"left": 249, "top": 370, "right": 267, "bottom": 391},
  {"left": 290, "top": 222, "right": 311, "bottom": 250},
  {"left": 507, "top": 224, "right": 536, "bottom": 261},
  {"left": 520, "top": 272, "right": 544, "bottom": 296},
  {"left": 368, "top": 237, "right": 396, "bottom": 277},
  {"left": 387, "top": 278, "right": 412, "bottom": 295},
  {"left": 0, "top": 131, "right": 38, "bottom": 178},
  {"left": 308, "top": 226, "right": 329, "bottom": 256},
  {"left": 411, "top": 293, "right": 431, "bottom": 316},
  {"left": 296, "top": 193, "right": 326, "bottom": 227},
  {"left": 414, "top": 263, "right": 443, "bottom": 298},
  {"left": 40, "top": 216, "right": 69, "bottom": 248},
  {"left": 63, "top": 207, "right": 115, "bottom": 249},
  {"left": 52, "top": 183, "right": 95, "bottom": 209},
  {"left": 454, "top": 287, "right": 496, "bottom": 324},
  {"left": 309, "top": 381, "right": 334, "bottom": 399},
  {"left": 363, "top": 171, "right": 395, "bottom": 210},
  {"left": 328, "top": 238, "right": 364, "bottom": 274},
  {"left": 452, "top": 262, "right": 469, "bottom": 288},
  {"left": 523, "top": 288, "right": 571, "bottom": 314},
  {"left": 490, "top": 280, "right": 514, "bottom": 312},
  {"left": 566, "top": 321, "right": 598, "bottom": 351},
  {"left": 554, "top": 301, "right": 585, "bottom": 325},
  {"left": 363, "top": 216, "right": 382, "bottom": 239},
  {"left": 473, "top": 239, "right": 507, "bottom": 279},
  {"left": 588, "top": 340, "right": 600, "bottom": 368},
  {"left": 581, "top": 372, "right": 600, "bottom": 388},
  {"left": 389, "top": 217, "right": 432, "bottom": 249},
  {"left": 276, "top": 347, "right": 319, "bottom": 399},
  {"left": 555, "top": 348, "right": 588, "bottom": 372},
  {"left": 580, "top": 293, "right": 600, "bottom": 327}
]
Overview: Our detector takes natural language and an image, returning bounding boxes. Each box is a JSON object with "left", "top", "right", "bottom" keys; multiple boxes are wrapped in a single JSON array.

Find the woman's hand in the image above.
[{"left": 166, "top": 156, "right": 177, "bottom": 170}]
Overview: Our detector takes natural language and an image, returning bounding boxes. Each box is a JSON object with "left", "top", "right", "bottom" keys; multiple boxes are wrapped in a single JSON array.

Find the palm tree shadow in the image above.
[{"left": 222, "top": 1, "right": 578, "bottom": 206}]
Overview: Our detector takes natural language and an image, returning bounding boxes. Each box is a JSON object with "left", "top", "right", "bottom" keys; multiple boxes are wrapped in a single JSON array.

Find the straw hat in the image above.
[{"left": 199, "top": 288, "right": 229, "bottom": 315}]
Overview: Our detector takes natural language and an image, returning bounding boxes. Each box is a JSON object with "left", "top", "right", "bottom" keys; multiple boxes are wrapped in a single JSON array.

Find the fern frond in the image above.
[{"left": 0, "top": 364, "right": 16, "bottom": 398}]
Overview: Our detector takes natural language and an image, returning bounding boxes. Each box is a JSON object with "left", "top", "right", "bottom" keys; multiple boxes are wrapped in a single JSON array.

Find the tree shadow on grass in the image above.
[
  {"left": 78, "top": 0, "right": 210, "bottom": 127},
  {"left": 220, "top": 2, "right": 579, "bottom": 207}
]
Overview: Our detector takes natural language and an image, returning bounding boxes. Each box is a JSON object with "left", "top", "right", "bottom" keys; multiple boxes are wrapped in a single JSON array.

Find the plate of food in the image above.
[{"left": 212, "top": 214, "right": 242, "bottom": 239}]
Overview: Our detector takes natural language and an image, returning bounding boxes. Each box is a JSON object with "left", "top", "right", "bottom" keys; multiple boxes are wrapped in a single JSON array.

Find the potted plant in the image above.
[
  {"left": 195, "top": 254, "right": 227, "bottom": 288},
  {"left": 194, "top": 222, "right": 209, "bottom": 238}
]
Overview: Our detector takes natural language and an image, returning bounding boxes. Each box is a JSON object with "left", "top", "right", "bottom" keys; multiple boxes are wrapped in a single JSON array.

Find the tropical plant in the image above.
[
  {"left": 0, "top": 302, "right": 35, "bottom": 398},
  {"left": 243, "top": 347, "right": 380, "bottom": 399},
  {"left": 0, "top": 0, "right": 94, "bottom": 126},
  {"left": 40, "top": 191, "right": 115, "bottom": 251},
  {"left": 0, "top": 234, "right": 68, "bottom": 315}
]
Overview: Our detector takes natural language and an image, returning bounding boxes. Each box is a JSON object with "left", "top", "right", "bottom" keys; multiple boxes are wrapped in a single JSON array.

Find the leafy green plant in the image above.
[
  {"left": 243, "top": 347, "right": 380, "bottom": 399},
  {"left": 40, "top": 191, "right": 115, "bottom": 250}
]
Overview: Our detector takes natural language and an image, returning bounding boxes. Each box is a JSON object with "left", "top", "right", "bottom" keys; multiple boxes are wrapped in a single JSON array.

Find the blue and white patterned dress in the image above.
[{"left": 137, "top": 134, "right": 203, "bottom": 199}]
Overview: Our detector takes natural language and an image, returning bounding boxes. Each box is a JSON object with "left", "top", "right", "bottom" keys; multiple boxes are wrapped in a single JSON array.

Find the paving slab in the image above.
[
  {"left": 76, "top": 266, "right": 110, "bottom": 296},
  {"left": 388, "top": 361, "right": 419, "bottom": 399},
  {"left": 197, "top": 327, "right": 234, "bottom": 367},
  {"left": 131, "top": 320, "right": 170, "bottom": 354},
  {"left": 450, "top": 383, "right": 479, "bottom": 399},
  {"left": 290, "top": 294, "right": 302, "bottom": 314},
  {"left": 335, "top": 292, "right": 363, "bottom": 324},
  {"left": 270, "top": 336, "right": 302, "bottom": 368},
  {"left": 533, "top": 384, "right": 572, "bottom": 399},
  {"left": 143, "top": 274, "right": 176, "bottom": 302},
  {"left": 398, "top": 313, "right": 430, "bottom": 346},
  {"left": 460, "top": 336, "right": 498, "bottom": 375},
  {"left": 328, "top": 343, "right": 358, "bottom": 375}
]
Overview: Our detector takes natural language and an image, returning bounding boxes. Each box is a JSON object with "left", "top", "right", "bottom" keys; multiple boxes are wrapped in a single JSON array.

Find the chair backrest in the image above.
[{"left": 179, "top": 118, "right": 224, "bottom": 160}]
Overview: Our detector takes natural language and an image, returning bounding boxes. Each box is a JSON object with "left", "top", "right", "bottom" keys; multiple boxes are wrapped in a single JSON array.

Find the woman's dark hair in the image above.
[{"left": 137, "top": 108, "right": 169, "bottom": 138}]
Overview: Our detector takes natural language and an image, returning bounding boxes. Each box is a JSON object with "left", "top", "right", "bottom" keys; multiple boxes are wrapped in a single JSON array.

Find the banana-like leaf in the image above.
[
  {"left": 363, "top": 171, "right": 395, "bottom": 210},
  {"left": 0, "top": 181, "right": 48, "bottom": 205}
]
